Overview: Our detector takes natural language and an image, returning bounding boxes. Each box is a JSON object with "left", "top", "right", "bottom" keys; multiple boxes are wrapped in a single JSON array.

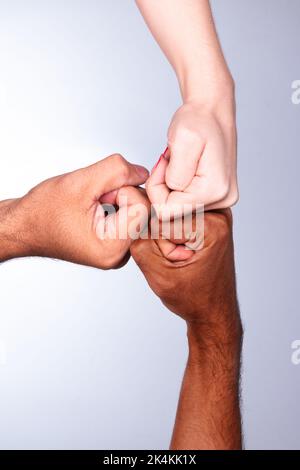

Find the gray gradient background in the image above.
[{"left": 0, "top": 0, "right": 299, "bottom": 450}]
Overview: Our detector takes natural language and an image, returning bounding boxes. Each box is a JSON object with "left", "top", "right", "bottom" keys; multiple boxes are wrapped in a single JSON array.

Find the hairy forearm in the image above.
[
  {"left": 136, "top": 0, "right": 233, "bottom": 103},
  {"left": 170, "top": 306, "right": 243, "bottom": 450},
  {"left": 0, "top": 199, "right": 28, "bottom": 262}
]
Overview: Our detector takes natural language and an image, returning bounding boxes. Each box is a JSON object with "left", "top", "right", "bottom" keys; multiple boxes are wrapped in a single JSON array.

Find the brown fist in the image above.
[{"left": 131, "top": 209, "right": 238, "bottom": 325}]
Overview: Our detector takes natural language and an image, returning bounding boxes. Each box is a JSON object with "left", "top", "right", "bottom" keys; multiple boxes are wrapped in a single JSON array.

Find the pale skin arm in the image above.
[
  {"left": 136, "top": 0, "right": 232, "bottom": 102},
  {"left": 136, "top": 0, "right": 238, "bottom": 211}
]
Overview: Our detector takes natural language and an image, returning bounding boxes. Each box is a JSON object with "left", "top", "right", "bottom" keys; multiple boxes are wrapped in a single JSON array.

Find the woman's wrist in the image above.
[{"left": 179, "top": 67, "right": 235, "bottom": 112}]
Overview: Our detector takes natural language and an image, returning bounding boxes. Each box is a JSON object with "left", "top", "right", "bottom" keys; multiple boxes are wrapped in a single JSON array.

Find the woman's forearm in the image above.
[{"left": 135, "top": 0, "right": 233, "bottom": 103}]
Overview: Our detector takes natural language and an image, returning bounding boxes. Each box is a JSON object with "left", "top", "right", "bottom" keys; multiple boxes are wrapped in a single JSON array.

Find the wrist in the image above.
[
  {"left": 180, "top": 69, "right": 235, "bottom": 114},
  {"left": 0, "top": 198, "right": 30, "bottom": 262},
  {"left": 186, "top": 307, "right": 243, "bottom": 373}
]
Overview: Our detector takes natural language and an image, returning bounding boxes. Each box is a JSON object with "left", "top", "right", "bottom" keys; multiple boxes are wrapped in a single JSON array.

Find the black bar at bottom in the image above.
[{"left": 0, "top": 450, "right": 299, "bottom": 466}]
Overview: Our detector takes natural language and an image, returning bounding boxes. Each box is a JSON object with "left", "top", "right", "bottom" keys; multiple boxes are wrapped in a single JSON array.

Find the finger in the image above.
[
  {"left": 99, "top": 189, "right": 118, "bottom": 205},
  {"left": 165, "top": 182, "right": 223, "bottom": 213},
  {"left": 159, "top": 216, "right": 186, "bottom": 244},
  {"left": 166, "top": 134, "right": 205, "bottom": 191},
  {"left": 116, "top": 186, "right": 148, "bottom": 208},
  {"left": 86, "top": 154, "right": 149, "bottom": 198},
  {"left": 184, "top": 176, "right": 228, "bottom": 210},
  {"left": 156, "top": 238, "right": 194, "bottom": 262},
  {"left": 157, "top": 215, "right": 198, "bottom": 261},
  {"left": 94, "top": 186, "right": 151, "bottom": 268},
  {"left": 184, "top": 137, "right": 229, "bottom": 209},
  {"left": 146, "top": 153, "right": 170, "bottom": 209},
  {"left": 151, "top": 188, "right": 200, "bottom": 221},
  {"left": 164, "top": 172, "right": 225, "bottom": 213}
]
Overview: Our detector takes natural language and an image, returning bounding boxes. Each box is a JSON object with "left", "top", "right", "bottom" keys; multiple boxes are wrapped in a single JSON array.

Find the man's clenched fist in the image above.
[{"left": 0, "top": 154, "right": 149, "bottom": 269}]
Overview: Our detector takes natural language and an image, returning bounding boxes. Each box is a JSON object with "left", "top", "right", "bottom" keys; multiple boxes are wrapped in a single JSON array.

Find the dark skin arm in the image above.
[{"left": 131, "top": 209, "right": 243, "bottom": 450}]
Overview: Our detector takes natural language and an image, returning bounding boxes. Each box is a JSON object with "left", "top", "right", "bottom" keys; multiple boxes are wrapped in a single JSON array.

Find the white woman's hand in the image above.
[{"left": 146, "top": 101, "right": 238, "bottom": 218}]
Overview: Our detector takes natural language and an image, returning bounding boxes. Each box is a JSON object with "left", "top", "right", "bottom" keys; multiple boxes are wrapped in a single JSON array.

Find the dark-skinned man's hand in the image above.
[{"left": 131, "top": 209, "right": 243, "bottom": 450}]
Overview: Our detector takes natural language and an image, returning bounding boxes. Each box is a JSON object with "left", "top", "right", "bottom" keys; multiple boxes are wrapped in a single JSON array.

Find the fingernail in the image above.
[
  {"left": 151, "top": 154, "right": 164, "bottom": 174},
  {"left": 151, "top": 146, "right": 170, "bottom": 174},
  {"left": 134, "top": 165, "right": 149, "bottom": 178},
  {"left": 162, "top": 146, "right": 169, "bottom": 158}
]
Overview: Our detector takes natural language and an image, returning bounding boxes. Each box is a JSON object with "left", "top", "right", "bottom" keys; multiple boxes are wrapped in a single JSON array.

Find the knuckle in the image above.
[
  {"left": 156, "top": 278, "right": 178, "bottom": 300},
  {"left": 113, "top": 156, "right": 130, "bottom": 181},
  {"left": 214, "top": 212, "right": 232, "bottom": 243},
  {"left": 205, "top": 209, "right": 232, "bottom": 245},
  {"left": 217, "top": 223, "right": 231, "bottom": 245},
  {"left": 100, "top": 249, "right": 122, "bottom": 270},
  {"left": 130, "top": 243, "right": 142, "bottom": 264},
  {"left": 48, "top": 173, "right": 74, "bottom": 196},
  {"left": 169, "top": 126, "right": 199, "bottom": 145},
  {"left": 166, "top": 172, "right": 186, "bottom": 191},
  {"left": 155, "top": 283, "right": 169, "bottom": 299},
  {"left": 227, "top": 187, "right": 239, "bottom": 206},
  {"left": 110, "top": 153, "right": 127, "bottom": 168},
  {"left": 215, "top": 186, "right": 239, "bottom": 208},
  {"left": 213, "top": 179, "right": 230, "bottom": 202},
  {"left": 58, "top": 168, "right": 84, "bottom": 189},
  {"left": 106, "top": 153, "right": 130, "bottom": 179}
]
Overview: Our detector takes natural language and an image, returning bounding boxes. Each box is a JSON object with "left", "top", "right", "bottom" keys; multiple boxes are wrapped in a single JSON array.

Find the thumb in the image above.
[
  {"left": 94, "top": 186, "right": 151, "bottom": 268},
  {"left": 156, "top": 238, "right": 194, "bottom": 262},
  {"left": 113, "top": 186, "right": 151, "bottom": 243},
  {"left": 166, "top": 134, "right": 204, "bottom": 191},
  {"left": 86, "top": 154, "right": 149, "bottom": 198}
]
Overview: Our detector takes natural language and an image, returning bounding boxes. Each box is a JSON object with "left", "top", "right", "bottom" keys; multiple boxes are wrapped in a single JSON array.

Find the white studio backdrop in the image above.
[{"left": 0, "top": 0, "right": 299, "bottom": 449}]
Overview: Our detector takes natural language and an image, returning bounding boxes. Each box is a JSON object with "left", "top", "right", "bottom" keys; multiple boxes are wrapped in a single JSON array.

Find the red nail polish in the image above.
[
  {"left": 151, "top": 147, "right": 169, "bottom": 174},
  {"left": 162, "top": 146, "right": 169, "bottom": 158},
  {"left": 152, "top": 154, "right": 163, "bottom": 172}
]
